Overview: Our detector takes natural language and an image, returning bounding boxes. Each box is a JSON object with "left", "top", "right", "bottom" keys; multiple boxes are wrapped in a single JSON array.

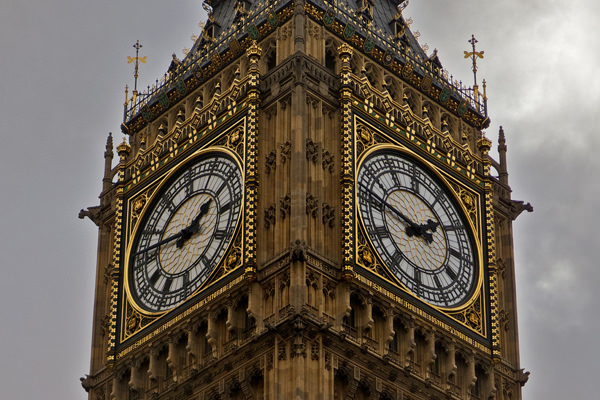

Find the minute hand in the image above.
[
  {"left": 364, "top": 187, "right": 438, "bottom": 244},
  {"left": 134, "top": 231, "right": 183, "bottom": 257}
]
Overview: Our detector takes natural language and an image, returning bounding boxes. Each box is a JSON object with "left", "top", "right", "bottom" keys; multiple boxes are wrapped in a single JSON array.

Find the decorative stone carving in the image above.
[
  {"left": 291, "top": 240, "right": 306, "bottom": 262},
  {"left": 264, "top": 205, "right": 276, "bottom": 229},
  {"left": 262, "top": 281, "right": 275, "bottom": 299},
  {"left": 306, "top": 271, "right": 318, "bottom": 289},
  {"left": 306, "top": 138, "right": 319, "bottom": 164},
  {"left": 280, "top": 194, "right": 291, "bottom": 219},
  {"left": 265, "top": 150, "right": 276, "bottom": 174},
  {"left": 306, "top": 193, "right": 318, "bottom": 218},
  {"left": 322, "top": 203, "right": 335, "bottom": 227},
  {"left": 311, "top": 341, "right": 320, "bottom": 360},
  {"left": 279, "top": 141, "right": 291, "bottom": 163},
  {"left": 278, "top": 340, "right": 287, "bottom": 360},
  {"left": 322, "top": 150, "right": 334, "bottom": 173}
]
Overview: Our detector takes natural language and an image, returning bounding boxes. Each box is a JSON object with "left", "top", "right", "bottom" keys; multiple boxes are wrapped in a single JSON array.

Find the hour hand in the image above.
[
  {"left": 406, "top": 219, "right": 439, "bottom": 244},
  {"left": 361, "top": 185, "right": 438, "bottom": 244},
  {"left": 176, "top": 198, "right": 212, "bottom": 248}
]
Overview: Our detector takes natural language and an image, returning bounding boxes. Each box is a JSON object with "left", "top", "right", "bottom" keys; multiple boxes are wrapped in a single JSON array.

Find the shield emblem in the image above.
[
  {"left": 268, "top": 11, "right": 278, "bottom": 27},
  {"left": 229, "top": 38, "right": 242, "bottom": 55},
  {"left": 343, "top": 23, "right": 355, "bottom": 39},
  {"left": 421, "top": 75, "right": 432, "bottom": 92},
  {"left": 176, "top": 78, "right": 187, "bottom": 95},
  {"left": 141, "top": 106, "right": 151, "bottom": 121},
  {"left": 249, "top": 24, "right": 259, "bottom": 40},
  {"left": 323, "top": 8, "right": 335, "bottom": 26},
  {"left": 439, "top": 87, "right": 451, "bottom": 104},
  {"left": 363, "top": 37, "right": 375, "bottom": 53},
  {"left": 158, "top": 91, "right": 169, "bottom": 108},
  {"left": 458, "top": 101, "right": 468, "bottom": 116}
]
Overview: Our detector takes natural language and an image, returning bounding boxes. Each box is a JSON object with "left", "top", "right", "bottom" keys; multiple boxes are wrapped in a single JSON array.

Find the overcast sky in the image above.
[{"left": 0, "top": 1, "right": 597, "bottom": 399}]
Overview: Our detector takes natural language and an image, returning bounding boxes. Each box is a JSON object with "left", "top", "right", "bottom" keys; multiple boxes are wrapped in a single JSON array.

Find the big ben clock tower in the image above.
[{"left": 80, "top": 0, "right": 531, "bottom": 399}]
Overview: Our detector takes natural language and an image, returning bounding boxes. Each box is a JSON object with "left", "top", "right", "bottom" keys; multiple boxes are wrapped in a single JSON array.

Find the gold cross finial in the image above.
[
  {"left": 127, "top": 40, "right": 147, "bottom": 93},
  {"left": 464, "top": 34, "right": 484, "bottom": 86}
]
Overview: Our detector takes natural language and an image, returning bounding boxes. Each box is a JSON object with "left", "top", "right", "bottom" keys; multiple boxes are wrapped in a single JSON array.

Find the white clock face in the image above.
[
  {"left": 357, "top": 149, "right": 477, "bottom": 308},
  {"left": 128, "top": 152, "right": 243, "bottom": 313}
]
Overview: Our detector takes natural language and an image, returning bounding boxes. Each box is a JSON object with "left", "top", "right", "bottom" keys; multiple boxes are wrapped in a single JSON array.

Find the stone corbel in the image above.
[
  {"left": 425, "top": 329, "right": 437, "bottom": 373},
  {"left": 445, "top": 340, "right": 457, "bottom": 382},
  {"left": 306, "top": 193, "right": 318, "bottom": 218},
  {"left": 129, "top": 357, "right": 145, "bottom": 393},
  {"left": 206, "top": 310, "right": 218, "bottom": 358},
  {"left": 383, "top": 307, "right": 395, "bottom": 354},
  {"left": 146, "top": 346, "right": 160, "bottom": 386},
  {"left": 404, "top": 319, "right": 416, "bottom": 369},
  {"left": 466, "top": 351, "right": 477, "bottom": 394},
  {"left": 110, "top": 374, "right": 119, "bottom": 400},
  {"left": 166, "top": 336, "right": 178, "bottom": 382},
  {"left": 363, "top": 295, "right": 374, "bottom": 336},
  {"left": 186, "top": 322, "right": 200, "bottom": 372},
  {"left": 226, "top": 298, "right": 236, "bottom": 338},
  {"left": 484, "top": 364, "right": 497, "bottom": 400}
]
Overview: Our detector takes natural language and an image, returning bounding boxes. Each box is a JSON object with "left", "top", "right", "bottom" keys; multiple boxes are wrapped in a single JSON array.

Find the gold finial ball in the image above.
[{"left": 117, "top": 137, "right": 131, "bottom": 161}]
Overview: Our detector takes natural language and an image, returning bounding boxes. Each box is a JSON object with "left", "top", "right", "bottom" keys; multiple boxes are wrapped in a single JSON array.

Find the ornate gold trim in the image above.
[{"left": 339, "top": 43, "right": 356, "bottom": 280}]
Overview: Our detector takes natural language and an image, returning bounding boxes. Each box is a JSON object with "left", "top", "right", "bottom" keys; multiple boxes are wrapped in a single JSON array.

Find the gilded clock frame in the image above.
[
  {"left": 122, "top": 146, "right": 245, "bottom": 317},
  {"left": 355, "top": 143, "right": 484, "bottom": 311},
  {"left": 349, "top": 113, "right": 490, "bottom": 341},
  {"left": 117, "top": 132, "right": 248, "bottom": 346}
]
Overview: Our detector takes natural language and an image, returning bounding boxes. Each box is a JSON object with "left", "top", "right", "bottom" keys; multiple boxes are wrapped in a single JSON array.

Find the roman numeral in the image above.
[
  {"left": 214, "top": 229, "right": 228, "bottom": 240},
  {"left": 370, "top": 225, "right": 390, "bottom": 238},
  {"left": 445, "top": 265, "right": 457, "bottom": 281},
  {"left": 201, "top": 255, "right": 212, "bottom": 270},
  {"left": 163, "top": 278, "right": 173, "bottom": 293},
  {"left": 442, "top": 224, "right": 463, "bottom": 232},
  {"left": 410, "top": 165, "right": 420, "bottom": 193},
  {"left": 160, "top": 197, "right": 176, "bottom": 213},
  {"left": 142, "top": 229, "right": 163, "bottom": 236},
  {"left": 414, "top": 269, "right": 421, "bottom": 285},
  {"left": 149, "top": 269, "right": 161, "bottom": 286},
  {"left": 450, "top": 248, "right": 463, "bottom": 260},
  {"left": 220, "top": 202, "right": 231, "bottom": 214},
  {"left": 392, "top": 250, "right": 404, "bottom": 266},
  {"left": 185, "top": 169, "right": 194, "bottom": 196},
  {"left": 215, "top": 180, "right": 227, "bottom": 197}
]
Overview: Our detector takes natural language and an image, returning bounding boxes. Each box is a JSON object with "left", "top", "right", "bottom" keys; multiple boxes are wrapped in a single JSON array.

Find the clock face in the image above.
[
  {"left": 357, "top": 149, "right": 477, "bottom": 308},
  {"left": 128, "top": 152, "right": 243, "bottom": 313}
]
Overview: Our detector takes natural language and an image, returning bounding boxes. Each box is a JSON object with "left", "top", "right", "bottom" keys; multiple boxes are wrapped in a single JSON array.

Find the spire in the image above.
[
  {"left": 497, "top": 126, "right": 508, "bottom": 186},
  {"left": 102, "top": 133, "right": 114, "bottom": 193}
]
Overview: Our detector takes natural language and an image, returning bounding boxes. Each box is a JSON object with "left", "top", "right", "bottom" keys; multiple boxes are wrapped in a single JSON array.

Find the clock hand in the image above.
[
  {"left": 133, "top": 231, "right": 183, "bottom": 257},
  {"left": 416, "top": 219, "right": 439, "bottom": 244},
  {"left": 133, "top": 199, "right": 214, "bottom": 256},
  {"left": 362, "top": 186, "right": 437, "bottom": 244},
  {"left": 176, "top": 198, "right": 213, "bottom": 248},
  {"left": 362, "top": 186, "right": 421, "bottom": 228}
]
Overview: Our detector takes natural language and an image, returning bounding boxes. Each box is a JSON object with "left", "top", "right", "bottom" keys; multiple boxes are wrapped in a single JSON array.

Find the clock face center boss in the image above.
[
  {"left": 126, "top": 151, "right": 243, "bottom": 313},
  {"left": 357, "top": 148, "right": 478, "bottom": 308}
]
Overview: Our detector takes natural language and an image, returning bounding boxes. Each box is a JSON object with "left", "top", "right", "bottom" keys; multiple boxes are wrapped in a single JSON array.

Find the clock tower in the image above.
[{"left": 80, "top": 0, "right": 531, "bottom": 399}]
